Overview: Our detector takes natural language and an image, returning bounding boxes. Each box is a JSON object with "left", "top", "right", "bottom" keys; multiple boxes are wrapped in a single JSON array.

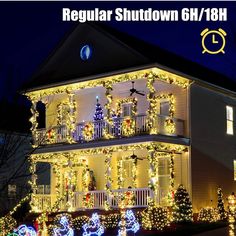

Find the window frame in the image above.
[{"left": 226, "top": 105, "right": 234, "bottom": 135}]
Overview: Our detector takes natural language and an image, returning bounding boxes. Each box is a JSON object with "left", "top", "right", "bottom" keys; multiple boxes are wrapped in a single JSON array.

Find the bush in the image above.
[{"left": 198, "top": 207, "right": 220, "bottom": 223}]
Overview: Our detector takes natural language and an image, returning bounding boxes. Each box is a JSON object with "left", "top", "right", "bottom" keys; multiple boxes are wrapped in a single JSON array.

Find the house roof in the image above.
[{"left": 22, "top": 22, "right": 236, "bottom": 93}]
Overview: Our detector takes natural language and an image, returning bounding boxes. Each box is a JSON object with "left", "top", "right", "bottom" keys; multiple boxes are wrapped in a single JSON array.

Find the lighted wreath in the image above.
[
  {"left": 83, "top": 193, "right": 94, "bottom": 209},
  {"left": 47, "top": 128, "right": 56, "bottom": 143},
  {"left": 164, "top": 118, "right": 175, "bottom": 134},
  {"left": 122, "top": 117, "right": 135, "bottom": 136},
  {"left": 82, "top": 122, "right": 94, "bottom": 141}
]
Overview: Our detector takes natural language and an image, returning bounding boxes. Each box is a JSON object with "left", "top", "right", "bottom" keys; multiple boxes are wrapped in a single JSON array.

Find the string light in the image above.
[
  {"left": 12, "top": 224, "right": 37, "bottom": 236},
  {"left": 52, "top": 214, "right": 74, "bottom": 236},
  {"left": 197, "top": 207, "right": 219, "bottom": 222}
]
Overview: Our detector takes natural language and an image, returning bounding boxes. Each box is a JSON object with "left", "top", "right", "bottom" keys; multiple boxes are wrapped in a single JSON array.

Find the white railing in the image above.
[
  {"left": 33, "top": 194, "right": 53, "bottom": 212},
  {"left": 32, "top": 188, "right": 161, "bottom": 212},
  {"left": 34, "top": 114, "right": 185, "bottom": 145}
]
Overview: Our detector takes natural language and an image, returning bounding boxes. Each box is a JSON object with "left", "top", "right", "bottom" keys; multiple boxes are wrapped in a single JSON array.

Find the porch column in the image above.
[
  {"left": 169, "top": 153, "right": 175, "bottom": 205},
  {"left": 51, "top": 161, "right": 62, "bottom": 211},
  {"left": 104, "top": 150, "right": 113, "bottom": 210},
  {"left": 29, "top": 96, "right": 39, "bottom": 147},
  {"left": 103, "top": 82, "right": 113, "bottom": 139},
  {"left": 29, "top": 160, "right": 38, "bottom": 212},
  {"left": 147, "top": 146, "right": 159, "bottom": 205},
  {"left": 66, "top": 89, "right": 76, "bottom": 143},
  {"left": 146, "top": 75, "right": 158, "bottom": 134}
]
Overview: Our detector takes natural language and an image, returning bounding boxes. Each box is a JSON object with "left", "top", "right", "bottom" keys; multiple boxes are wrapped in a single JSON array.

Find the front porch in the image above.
[
  {"left": 34, "top": 187, "right": 168, "bottom": 212},
  {"left": 30, "top": 142, "right": 189, "bottom": 213}
]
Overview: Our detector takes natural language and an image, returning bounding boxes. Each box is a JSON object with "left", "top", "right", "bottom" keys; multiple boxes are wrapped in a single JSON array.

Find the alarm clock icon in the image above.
[{"left": 200, "top": 28, "right": 227, "bottom": 54}]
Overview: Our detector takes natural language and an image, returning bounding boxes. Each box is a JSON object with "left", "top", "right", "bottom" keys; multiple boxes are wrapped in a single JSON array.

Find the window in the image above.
[
  {"left": 234, "top": 160, "right": 236, "bottom": 181},
  {"left": 8, "top": 185, "right": 16, "bottom": 198},
  {"left": 226, "top": 106, "right": 234, "bottom": 135},
  {"left": 122, "top": 103, "right": 132, "bottom": 117},
  {"left": 160, "top": 101, "right": 170, "bottom": 116}
]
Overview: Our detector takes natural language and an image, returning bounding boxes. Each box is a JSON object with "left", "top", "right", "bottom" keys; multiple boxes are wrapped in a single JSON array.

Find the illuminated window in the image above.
[
  {"left": 226, "top": 106, "right": 234, "bottom": 135},
  {"left": 234, "top": 160, "right": 236, "bottom": 181}
]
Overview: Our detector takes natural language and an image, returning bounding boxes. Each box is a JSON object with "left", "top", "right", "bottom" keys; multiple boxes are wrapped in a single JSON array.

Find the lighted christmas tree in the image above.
[
  {"left": 173, "top": 184, "right": 193, "bottom": 223},
  {"left": 93, "top": 96, "right": 104, "bottom": 121},
  {"left": 217, "top": 187, "right": 226, "bottom": 220}
]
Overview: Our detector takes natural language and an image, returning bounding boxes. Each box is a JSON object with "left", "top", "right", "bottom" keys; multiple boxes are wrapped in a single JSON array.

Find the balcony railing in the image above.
[
  {"left": 35, "top": 114, "right": 185, "bottom": 146},
  {"left": 33, "top": 187, "right": 168, "bottom": 212}
]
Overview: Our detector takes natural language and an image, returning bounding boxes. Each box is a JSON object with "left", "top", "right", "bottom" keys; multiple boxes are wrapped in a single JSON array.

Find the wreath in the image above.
[
  {"left": 164, "top": 118, "right": 175, "bottom": 134},
  {"left": 82, "top": 122, "right": 94, "bottom": 141},
  {"left": 83, "top": 193, "right": 94, "bottom": 208},
  {"left": 47, "top": 129, "right": 56, "bottom": 143},
  {"left": 122, "top": 117, "right": 135, "bottom": 136}
]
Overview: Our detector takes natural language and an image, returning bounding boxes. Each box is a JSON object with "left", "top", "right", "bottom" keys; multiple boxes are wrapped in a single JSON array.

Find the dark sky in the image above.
[{"left": 0, "top": 1, "right": 236, "bottom": 99}]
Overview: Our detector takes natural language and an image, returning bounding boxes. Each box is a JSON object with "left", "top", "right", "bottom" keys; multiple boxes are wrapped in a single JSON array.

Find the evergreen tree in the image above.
[
  {"left": 173, "top": 184, "right": 193, "bottom": 223},
  {"left": 217, "top": 187, "right": 226, "bottom": 220},
  {"left": 93, "top": 96, "right": 104, "bottom": 121}
]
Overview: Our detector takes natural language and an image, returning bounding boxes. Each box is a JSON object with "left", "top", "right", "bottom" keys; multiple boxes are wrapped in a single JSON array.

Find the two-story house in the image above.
[{"left": 23, "top": 23, "right": 236, "bottom": 214}]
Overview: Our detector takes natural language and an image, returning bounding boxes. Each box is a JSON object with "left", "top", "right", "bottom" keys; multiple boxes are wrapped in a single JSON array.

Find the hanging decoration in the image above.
[
  {"left": 118, "top": 210, "right": 140, "bottom": 236},
  {"left": 117, "top": 158, "right": 124, "bottom": 189},
  {"left": 0, "top": 215, "right": 17, "bottom": 236},
  {"left": 47, "top": 128, "right": 56, "bottom": 144},
  {"left": 82, "top": 122, "right": 94, "bottom": 141},
  {"left": 82, "top": 213, "right": 105, "bottom": 236},
  {"left": 53, "top": 214, "right": 74, "bottom": 236},
  {"left": 83, "top": 193, "right": 94, "bottom": 209},
  {"left": 116, "top": 97, "right": 137, "bottom": 137}
]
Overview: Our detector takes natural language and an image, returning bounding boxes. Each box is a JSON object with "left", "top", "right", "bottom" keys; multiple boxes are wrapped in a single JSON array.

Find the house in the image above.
[{"left": 23, "top": 23, "right": 236, "bottom": 214}]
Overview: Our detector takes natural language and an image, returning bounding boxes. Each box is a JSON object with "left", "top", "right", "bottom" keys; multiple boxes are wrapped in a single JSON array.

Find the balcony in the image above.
[
  {"left": 32, "top": 187, "right": 169, "bottom": 212},
  {"left": 35, "top": 114, "right": 185, "bottom": 146}
]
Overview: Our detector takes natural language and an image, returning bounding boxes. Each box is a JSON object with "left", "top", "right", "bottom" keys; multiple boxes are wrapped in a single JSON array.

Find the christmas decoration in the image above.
[
  {"left": 82, "top": 213, "right": 105, "bottom": 236},
  {"left": 73, "top": 216, "right": 89, "bottom": 231},
  {"left": 198, "top": 207, "right": 220, "bottom": 222},
  {"left": 82, "top": 122, "right": 94, "bottom": 141},
  {"left": 12, "top": 225, "right": 37, "bottom": 236},
  {"left": 94, "top": 96, "right": 104, "bottom": 121},
  {"left": 100, "top": 213, "right": 120, "bottom": 229},
  {"left": 53, "top": 214, "right": 74, "bottom": 236},
  {"left": 0, "top": 215, "right": 17, "bottom": 236},
  {"left": 83, "top": 193, "right": 94, "bottom": 208},
  {"left": 217, "top": 187, "right": 226, "bottom": 220},
  {"left": 228, "top": 193, "right": 236, "bottom": 232},
  {"left": 173, "top": 185, "right": 193, "bottom": 223},
  {"left": 47, "top": 128, "right": 56, "bottom": 143},
  {"left": 141, "top": 199, "right": 169, "bottom": 231},
  {"left": 118, "top": 210, "right": 140, "bottom": 236}
]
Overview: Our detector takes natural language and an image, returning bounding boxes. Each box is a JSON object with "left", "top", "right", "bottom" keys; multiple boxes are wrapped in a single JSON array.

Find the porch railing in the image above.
[
  {"left": 35, "top": 114, "right": 185, "bottom": 145},
  {"left": 32, "top": 187, "right": 170, "bottom": 212}
]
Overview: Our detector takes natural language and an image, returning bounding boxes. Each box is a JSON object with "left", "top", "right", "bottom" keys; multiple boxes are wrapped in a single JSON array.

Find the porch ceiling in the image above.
[{"left": 32, "top": 134, "right": 189, "bottom": 156}]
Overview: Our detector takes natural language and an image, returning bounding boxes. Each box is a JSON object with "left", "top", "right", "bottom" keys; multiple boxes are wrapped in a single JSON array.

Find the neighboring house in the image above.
[
  {"left": 23, "top": 23, "right": 236, "bottom": 214},
  {"left": 0, "top": 131, "right": 32, "bottom": 216}
]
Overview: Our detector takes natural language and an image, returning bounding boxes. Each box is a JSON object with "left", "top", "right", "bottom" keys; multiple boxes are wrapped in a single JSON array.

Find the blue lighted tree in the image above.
[{"left": 93, "top": 96, "right": 104, "bottom": 121}]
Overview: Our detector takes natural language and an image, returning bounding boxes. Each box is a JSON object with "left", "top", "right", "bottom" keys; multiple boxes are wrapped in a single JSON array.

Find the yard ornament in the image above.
[
  {"left": 82, "top": 213, "right": 104, "bottom": 236},
  {"left": 12, "top": 224, "right": 37, "bottom": 236},
  {"left": 53, "top": 215, "right": 74, "bottom": 236},
  {"left": 118, "top": 210, "right": 140, "bottom": 236}
]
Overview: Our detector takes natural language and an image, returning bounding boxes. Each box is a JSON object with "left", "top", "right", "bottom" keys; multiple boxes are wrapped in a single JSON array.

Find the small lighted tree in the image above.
[
  {"left": 173, "top": 184, "right": 193, "bottom": 223},
  {"left": 93, "top": 97, "right": 104, "bottom": 121},
  {"left": 217, "top": 187, "right": 226, "bottom": 220}
]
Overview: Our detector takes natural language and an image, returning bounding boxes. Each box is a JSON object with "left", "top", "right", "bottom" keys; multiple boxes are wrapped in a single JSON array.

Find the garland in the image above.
[{"left": 82, "top": 122, "right": 94, "bottom": 141}]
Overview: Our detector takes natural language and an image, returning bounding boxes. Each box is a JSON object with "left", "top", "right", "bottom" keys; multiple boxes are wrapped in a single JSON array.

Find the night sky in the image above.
[{"left": 1, "top": 1, "right": 236, "bottom": 99}]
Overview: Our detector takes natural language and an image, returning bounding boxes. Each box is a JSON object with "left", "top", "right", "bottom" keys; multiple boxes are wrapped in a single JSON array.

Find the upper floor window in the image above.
[
  {"left": 122, "top": 103, "right": 132, "bottom": 117},
  {"left": 226, "top": 106, "right": 234, "bottom": 135},
  {"left": 8, "top": 184, "right": 16, "bottom": 198}
]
